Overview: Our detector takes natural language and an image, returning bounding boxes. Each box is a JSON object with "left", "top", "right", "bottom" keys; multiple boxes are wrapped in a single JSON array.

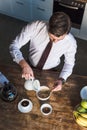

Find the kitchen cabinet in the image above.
[
  {"left": 79, "top": 3, "right": 87, "bottom": 40},
  {"left": 0, "top": 0, "right": 12, "bottom": 16},
  {"left": 12, "top": 0, "right": 32, "bottom": 22},
  {"left": 31, "top": 0, "right": 53, "bottom": 21},
  {"left": 0, "top": 0, "right": 53, "bottom": 22}
]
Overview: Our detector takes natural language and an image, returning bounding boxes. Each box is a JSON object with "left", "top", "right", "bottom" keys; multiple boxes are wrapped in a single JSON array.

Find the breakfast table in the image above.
[{"left": 0, "top": 63, "right": 87, "bottom": 130}]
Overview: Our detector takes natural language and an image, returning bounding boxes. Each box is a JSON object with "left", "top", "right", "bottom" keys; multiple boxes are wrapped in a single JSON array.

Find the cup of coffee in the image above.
[
  {"left": 18, "top": 99, "right": 33, "bottom": 113},
  {"left": 36, "top": 86, "right": 51, "bottom": 101},
  {"left": 24, "top": 78, "right": 40, "bottom": 91},
  {"left": 40, "top": 103, "right": 52, "bottom": 116},
  {"left": 80, "top": 86, "right": 87, "bottom": 100}
]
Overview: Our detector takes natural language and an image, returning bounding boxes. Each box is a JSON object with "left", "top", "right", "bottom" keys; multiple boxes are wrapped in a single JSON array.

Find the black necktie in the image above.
[{"left": 36, "top": 39, "right": 53, "bottom": 70}]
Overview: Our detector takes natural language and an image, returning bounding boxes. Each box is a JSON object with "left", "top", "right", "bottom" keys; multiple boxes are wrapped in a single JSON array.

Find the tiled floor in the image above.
[{"left": 0, "top": 13, "right": 87, "bottom": 76}]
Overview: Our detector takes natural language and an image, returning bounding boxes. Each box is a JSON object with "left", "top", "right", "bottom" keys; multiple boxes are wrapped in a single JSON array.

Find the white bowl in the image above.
[
  {"left": 36, "top": 86, "right": 51, "bottom": 101},
  {"left": 40, "top": 103, "right": 52, "bottom": 116},
  {"left": 18, "top": 99, "right": 33, "bottom": 113},
  {"left": 80, "top": 86, "right": 87, "bottom": 99}
]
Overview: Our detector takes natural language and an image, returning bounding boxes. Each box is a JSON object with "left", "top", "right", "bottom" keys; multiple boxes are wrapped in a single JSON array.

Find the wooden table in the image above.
[{"left": 0, "top": 63, "right": 87, "bottom": 130}]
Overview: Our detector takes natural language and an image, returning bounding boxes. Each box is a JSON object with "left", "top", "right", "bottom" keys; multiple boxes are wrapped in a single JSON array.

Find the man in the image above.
[{"left": 9, "top": 12, "right": 77, "bottom": 91}]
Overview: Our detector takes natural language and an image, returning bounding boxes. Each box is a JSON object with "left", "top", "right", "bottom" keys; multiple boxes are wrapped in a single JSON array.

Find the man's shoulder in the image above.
[
  {"left": 25, "top": 20, "right": 47, "bottom": 32},
  {"left": 28, "top": 20, "right": 47, "bottom": 27},
  {"left": 64, "top": 33, "right": 77, "bottom": 50},
  {"left": 66, "top": 33, "right": 76, "bottom": 43}
]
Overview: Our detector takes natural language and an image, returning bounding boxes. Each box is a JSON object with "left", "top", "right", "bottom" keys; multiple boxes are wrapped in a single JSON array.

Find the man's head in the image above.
[{"left": 48, "top": 12, "right": 71, "bottom": 42}]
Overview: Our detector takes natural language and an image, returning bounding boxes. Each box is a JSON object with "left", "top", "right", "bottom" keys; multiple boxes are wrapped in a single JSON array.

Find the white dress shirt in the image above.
[{"left": 9, "top": 21, "right": 77, "bottom": 80}]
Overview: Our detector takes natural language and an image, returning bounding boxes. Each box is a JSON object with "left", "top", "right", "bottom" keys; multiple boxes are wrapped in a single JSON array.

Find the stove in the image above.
[{"left": 53, "top": 0, "right": 86, "bottom": 29}]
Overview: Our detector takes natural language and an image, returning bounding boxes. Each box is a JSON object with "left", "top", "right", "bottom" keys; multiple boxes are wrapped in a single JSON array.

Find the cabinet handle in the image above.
[
  {"left": 37, "top": 7, "right": 45, "bottom": 11},
  {"left": 40, "top": 0, "right": 45, "bottom": 1},
  {"left": 59, "top": 3, "right": 78, "bottom": 10},
  {"left": 16, "top": 1, "right": 24, "bottom": 5}
]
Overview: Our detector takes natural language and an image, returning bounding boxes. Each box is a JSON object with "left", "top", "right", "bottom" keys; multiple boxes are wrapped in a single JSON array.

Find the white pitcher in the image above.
[{"left": 24, "top": 78, "right": 40, "bottom": 91}]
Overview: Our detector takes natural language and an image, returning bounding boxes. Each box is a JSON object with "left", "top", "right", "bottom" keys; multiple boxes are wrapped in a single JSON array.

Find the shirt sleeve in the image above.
[
  {"left": 9, "top": 22, "right": 36, "bottom": 63},
  {"left": 59, "top": 40, "right": 77, "bottom": 81}
]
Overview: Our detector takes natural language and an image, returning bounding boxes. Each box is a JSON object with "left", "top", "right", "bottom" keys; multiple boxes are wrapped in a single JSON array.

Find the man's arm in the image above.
[
  {"left": 60, "top": 38, "right": 77, "bottom": 80},
  {"left": 9, "top": 43, "right": 34, "bottom": 79},
  {"left": 19, "top": 59, "right": 34, "bottom": 80},
  {"left": 52, "top": 40, "right": 77, "bottom": 92},
  {"left": 9, "top": 23, "right": 36, "bottom": 79}
]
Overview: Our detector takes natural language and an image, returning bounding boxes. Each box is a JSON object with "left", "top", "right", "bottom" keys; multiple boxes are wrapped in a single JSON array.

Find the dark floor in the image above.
[{"left": 0, "top": 13, "right": 87, "bottom": 76}]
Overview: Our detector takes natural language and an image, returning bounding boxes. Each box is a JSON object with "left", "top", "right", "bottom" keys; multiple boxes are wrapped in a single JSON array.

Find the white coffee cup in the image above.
[
  {"left": 24, "top": 78, "right": 40, "bottom": 91},
  {"left": 40, "top": 103, "right": 52, "bottom": 116},
  {"left": 18, "top": 99, "right": 33, "bottom": 113},
  {"left": 36, "top": 86, "right": 51, "bottom": 101}
]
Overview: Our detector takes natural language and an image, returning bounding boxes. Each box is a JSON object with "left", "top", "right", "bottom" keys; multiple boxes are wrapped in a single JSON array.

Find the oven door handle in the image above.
[{"left": 59, "top": 3, "right": 78, "bottom": 10}]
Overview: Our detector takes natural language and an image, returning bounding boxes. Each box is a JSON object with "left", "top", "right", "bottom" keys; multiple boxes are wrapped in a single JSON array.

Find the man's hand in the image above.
[
  {"left": 19, "top": 59, "right": 34, "bottom": 80},
  {"left": 22, "top": 65, "right": 34, "bottom": 80},
  {"left": 52, "top": 80, "right": 62, "bottom": 91},
  {"left": 52, "top": 78, "right": 65, "bottom": 92}
]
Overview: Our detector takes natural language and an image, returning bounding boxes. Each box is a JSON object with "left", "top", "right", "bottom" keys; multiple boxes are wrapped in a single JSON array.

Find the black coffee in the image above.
[
  {"left": 21, "top": 100, "right": 29, "bottom": 107},
  {"left": 42, "top": 107, "right": 51, "bottom": 113},
  {"left": 38, "top": 90, "right": 50, "bottom": 98}
]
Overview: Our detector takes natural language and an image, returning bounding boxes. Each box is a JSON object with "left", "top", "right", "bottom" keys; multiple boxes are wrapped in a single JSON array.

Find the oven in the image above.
[{"left": 53, "top": 0, "right": 86, "bottom": 29}]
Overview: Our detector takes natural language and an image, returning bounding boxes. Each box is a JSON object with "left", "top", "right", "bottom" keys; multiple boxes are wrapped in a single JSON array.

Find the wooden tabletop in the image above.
[{"left": 0, "top": 63, "right": 87, "bottom": 130}]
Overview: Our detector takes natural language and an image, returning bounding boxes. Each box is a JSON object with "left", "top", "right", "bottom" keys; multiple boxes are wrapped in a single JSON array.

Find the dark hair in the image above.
[{"left": 48, "top": 12, "right": 71, "bottom": 37}]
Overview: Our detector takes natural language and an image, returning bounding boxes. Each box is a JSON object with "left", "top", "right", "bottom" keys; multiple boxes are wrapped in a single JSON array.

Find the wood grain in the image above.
[{"left": 0, "top": 63, "right": 87, "bottom": 130}]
